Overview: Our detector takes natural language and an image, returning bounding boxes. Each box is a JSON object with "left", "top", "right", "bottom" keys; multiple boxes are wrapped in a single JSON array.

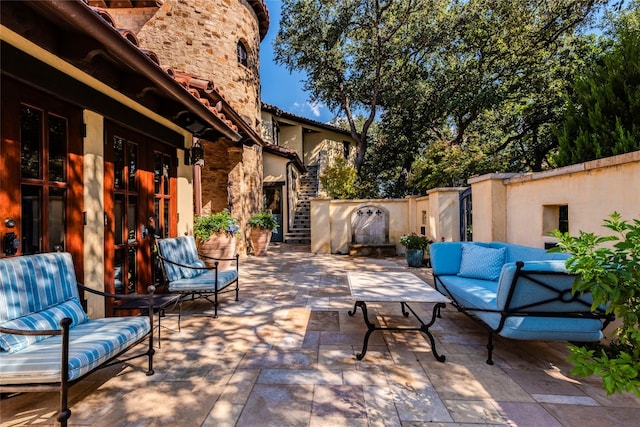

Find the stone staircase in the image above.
[{"left": 284, "top": 166, "right": 318, "bottom": 244}]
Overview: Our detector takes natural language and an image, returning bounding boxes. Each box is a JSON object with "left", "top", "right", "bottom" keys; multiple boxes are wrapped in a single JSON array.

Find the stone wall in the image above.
[
  {"left": 102, "top": 7, "right": 158, "bottom": 33},
  {"left": 135, "top": 0, "right": 262, "bottom": 128},
  {"left": 200, "top": 138, "right": 263, "bottom": 254}
]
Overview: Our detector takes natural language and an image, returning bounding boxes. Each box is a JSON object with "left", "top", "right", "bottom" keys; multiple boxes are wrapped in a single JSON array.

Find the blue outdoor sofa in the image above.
[
  {"left": 156, "top": 236, "right": 239, "bottom": 318},
  {"left": 430, "top": 241, "right": 613, "bottom": 364},
  {"left": 0, "top": 252, "right": 155, "bottom": 426}
]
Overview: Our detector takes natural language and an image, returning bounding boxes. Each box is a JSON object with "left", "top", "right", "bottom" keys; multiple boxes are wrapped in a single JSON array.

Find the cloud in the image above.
[{"left": 307, "top": 101, "right": 322, "bottom": 117}]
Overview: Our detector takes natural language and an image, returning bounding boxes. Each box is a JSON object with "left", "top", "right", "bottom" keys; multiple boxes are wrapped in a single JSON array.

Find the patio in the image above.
[{"left": 2, "top": 244, "right": 639, "bottom": 426}]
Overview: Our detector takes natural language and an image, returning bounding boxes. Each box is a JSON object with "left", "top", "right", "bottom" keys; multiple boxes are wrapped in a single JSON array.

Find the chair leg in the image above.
[{"left": 486, "top": 332, "right": 494, "bottom": 365}]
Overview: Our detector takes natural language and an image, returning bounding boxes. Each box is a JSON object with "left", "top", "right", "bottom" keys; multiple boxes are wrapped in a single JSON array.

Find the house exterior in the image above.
[
  {"left": 260, "top": 103, "right": 357, "bottom": 243},
  {"left": 0, "top": 0, "right": 269, "bottom": 317}
]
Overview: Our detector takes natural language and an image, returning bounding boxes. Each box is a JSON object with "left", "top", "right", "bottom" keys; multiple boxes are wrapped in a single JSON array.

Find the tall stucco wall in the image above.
[
  {"left": 504, "top": 152, "right": 640, "bottom": 247},
  {"left": 469, "top": 151, "right": 640, "bottom": 248},
  {"left": 135, "top": 0, "right": 262, "bottom": 128}
]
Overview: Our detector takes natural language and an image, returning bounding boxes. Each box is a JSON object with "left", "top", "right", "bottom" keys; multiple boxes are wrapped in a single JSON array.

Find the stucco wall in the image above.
[
  {"left": 470, "top": 151, "right": 640, "bottom": 247},
  {"left": 312, "top": 152, "right": 639, "bottom": 254}
]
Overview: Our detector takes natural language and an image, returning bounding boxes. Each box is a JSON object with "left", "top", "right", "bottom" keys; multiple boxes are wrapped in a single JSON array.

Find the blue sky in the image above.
[{"left": 260, "top": 1, "right": 336, "bottom": 123}]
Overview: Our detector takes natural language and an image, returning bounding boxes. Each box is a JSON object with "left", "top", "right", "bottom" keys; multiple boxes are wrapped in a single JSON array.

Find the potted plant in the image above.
[
  {"left": 247, "top": 211, "right": 279, "bottom": 256},
  {"left": 194, "top": 209, "right": 240, "bottom": 269},
  {"left": 551, "top": 212, "right": 640, "bottom": 397},
  {"left": 400, "top": 233, "right": 432, "bottom": 267}
]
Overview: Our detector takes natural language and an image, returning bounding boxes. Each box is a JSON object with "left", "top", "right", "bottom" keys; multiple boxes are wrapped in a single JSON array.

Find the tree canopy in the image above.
[{"left": 274, "top": 0, "right": 638, "bottom": 197}]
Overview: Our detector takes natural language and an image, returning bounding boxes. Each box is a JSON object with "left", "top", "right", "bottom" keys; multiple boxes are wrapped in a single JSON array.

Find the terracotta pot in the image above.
[
  {"left": 198, "top": 232, "right": 237, "bottom": 270},
  {"left": 250, "top": 228, "right": 272, "bottom": 256}
]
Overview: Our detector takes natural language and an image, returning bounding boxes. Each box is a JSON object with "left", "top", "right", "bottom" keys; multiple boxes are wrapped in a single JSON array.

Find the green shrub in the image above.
[
  {"left": 399, "top": 233, "right": 431, "bottom": 250},
  {"left": 248, "top": 211, "right": 279, "bottom": 232},
  {"left": 193, "top": 209, "right": 240, "bottom": 240},
  {"left": 319, "top": 157, "right": 358, "bottom": 199},
  {"left": 551, "top": 212, "right": 640, "bottom": 396}
]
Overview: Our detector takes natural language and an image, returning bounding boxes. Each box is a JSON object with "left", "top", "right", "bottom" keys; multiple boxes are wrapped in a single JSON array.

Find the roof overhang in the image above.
[{"left": 1, "top": 0, "right": 241, "bottom": 143}]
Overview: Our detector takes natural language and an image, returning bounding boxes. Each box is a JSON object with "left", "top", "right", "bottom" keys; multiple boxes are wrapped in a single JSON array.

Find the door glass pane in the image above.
[
  {"left": 49, "top": 188, "right": 66, "bottom": 252},
  {"left": 164, "top": 199, "right": 170, "bottom": 238},
  {"left": 21, "top": 106, "right": 42, "bottom": 179},
  {"left": 128, "top": 196, "right": 137, "bottom": 243},
  {"left": 127, "top": 247, "right": 137, "bottom": 294},
  {"left": 154, "top": 199, "right": 161, "bottom": 237},
  {"left": 128, "top": 144, "right": 137, "bottom": 191},
  {"left": 114, "top": 137, "right": 125, "bottom": 189},
  {"left": 114, "top": 249, "right": 125, "bottom": 294},
  {"left": 21, "top": 185, "right": 42, "bottom": 255},
  {"left": 154, "top": 152, "right": 162, "bottom": 194},
  {"left": 163, "top": 155, "right": 170, "bottom": 195},
  {"left": 48, "top": 115, "right": 67, "bottom": 182},
  {"left": 114, "top": 194, "right": 124, "bottom": 245}
]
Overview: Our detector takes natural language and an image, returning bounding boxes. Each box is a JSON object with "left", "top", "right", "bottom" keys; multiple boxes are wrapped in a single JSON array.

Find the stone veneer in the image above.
[
  {"left": 122, "top": 0, "right": 268, "bottom": 254},
  {"left": 135, "top": 0, "right": 262, "bottom": 128}
]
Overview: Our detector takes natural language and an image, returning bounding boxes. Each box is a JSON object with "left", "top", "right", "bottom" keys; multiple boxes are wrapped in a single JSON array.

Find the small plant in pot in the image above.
[
  {"left": 400, "top": 233, "right": 432, "bottom": 267},
  {"left": 193, "top": 209, "right": 239, "bottom": 269},
  {"left": 248, "top": 211, "right": 279, "bottom": 256}
]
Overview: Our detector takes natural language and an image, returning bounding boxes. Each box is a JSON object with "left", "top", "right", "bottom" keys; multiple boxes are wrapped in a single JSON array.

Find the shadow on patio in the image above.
[{"left": 2, "top": 243, "right": 639, "bottom": 426}]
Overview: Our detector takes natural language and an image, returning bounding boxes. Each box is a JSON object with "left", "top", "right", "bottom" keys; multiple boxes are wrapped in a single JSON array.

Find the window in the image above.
[
  {"left": 237, "top": 41, "right": 248, "bottom": 67},
  {"left": 543, "top": 204, "right": 569, "bottom": 235},
  {"left": 343, "top": 141, "right": 350, "bottom": 159},
  {"left": 20, "top": 105, "right": 69, "bottom": 254}
]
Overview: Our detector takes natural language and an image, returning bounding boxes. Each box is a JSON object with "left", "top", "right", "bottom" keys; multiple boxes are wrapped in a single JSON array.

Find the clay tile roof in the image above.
[{"left": 91, "top": 7, "right": 243, "bottom": 137}]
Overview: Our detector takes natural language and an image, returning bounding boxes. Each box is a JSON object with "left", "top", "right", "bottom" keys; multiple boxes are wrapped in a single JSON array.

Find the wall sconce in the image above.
[{"left": 191, "top": 145, "right": 204, "bottom": 164}]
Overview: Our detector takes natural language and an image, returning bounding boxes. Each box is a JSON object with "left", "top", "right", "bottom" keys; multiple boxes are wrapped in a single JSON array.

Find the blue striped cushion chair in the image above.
[
  {"left": 157, "top": 236, "right": 208, "bottom": 280},
  {"left": 0, "top": 253, "right": 89, "bottom": 352}
]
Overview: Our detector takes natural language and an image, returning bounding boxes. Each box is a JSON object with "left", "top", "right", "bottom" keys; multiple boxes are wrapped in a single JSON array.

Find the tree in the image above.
[
  {"left": 319, "top": 157, "right": 359, "bottom": 199},
  {"left": 555, "top": 2, "right": 640, "bottom": 165},
  {"left": 274, "top": 0, "right": 444, "bottom": 172},
  {"left": 382, "top": 0, "right": 608, "bottom": 190}
]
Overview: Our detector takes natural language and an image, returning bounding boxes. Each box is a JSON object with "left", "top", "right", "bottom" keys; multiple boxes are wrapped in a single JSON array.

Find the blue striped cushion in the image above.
[
  {"left": 168, "top": 269, "right": 238, "bottom": 292},
  {"left": 0, "top": 252, "right": 80, "bottom": 322},
  {"left": 0, "top": 316, "right": 150, "bottom": 384},
  {"left": 157, "top": 236, "right": 200, "bottom": 281},
  {"left": 0, "top": 298, "right": 89, "bottom": 353}
]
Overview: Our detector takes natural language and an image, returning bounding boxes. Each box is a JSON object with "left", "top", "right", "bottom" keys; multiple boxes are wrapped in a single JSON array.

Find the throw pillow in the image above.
[
  {"left": 0, "top": 298, "right": 89, "bottom": 353},
  {"left": 181, "top": 259, "right": 207, "bottom": 279},
  {"left": 457, "top": 244, "right": 506, "bottom": 281}
]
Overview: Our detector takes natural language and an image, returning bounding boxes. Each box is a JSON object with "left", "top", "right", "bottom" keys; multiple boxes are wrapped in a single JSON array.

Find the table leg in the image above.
[
  {"left": 348, "top": 300, "right": 447, "bottom": 363},
  {"left": 348, "top": 301, "right": 376, "bottom": 360},
  {"left": 417, "top": 302, "right": 447, "bottom": 362}
]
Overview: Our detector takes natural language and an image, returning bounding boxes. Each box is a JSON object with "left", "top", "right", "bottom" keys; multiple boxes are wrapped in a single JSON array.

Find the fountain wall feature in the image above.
[{"left": 348, "top": 205, "right": 397, "bottom": 256}]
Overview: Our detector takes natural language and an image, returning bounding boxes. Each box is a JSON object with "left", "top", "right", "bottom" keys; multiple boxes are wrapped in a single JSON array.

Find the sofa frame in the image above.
[{"left": 431, "top": 242, "right": 614, "bottom": 364}]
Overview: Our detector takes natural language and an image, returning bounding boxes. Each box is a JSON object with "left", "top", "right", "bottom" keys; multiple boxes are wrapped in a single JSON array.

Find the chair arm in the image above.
[
  {"left": 198, "top": 253, "right": 240, "bottom": 263},
  {"left": 0, "top": 323, "right": 66, "bottom": 336},
  {"left": 77, "top": 283, "right": 156, "bottom": 300}
]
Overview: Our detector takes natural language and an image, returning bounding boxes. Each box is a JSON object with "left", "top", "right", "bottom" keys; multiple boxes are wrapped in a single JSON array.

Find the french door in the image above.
[
  {"left": 103, "top": 123, "right": 176, "bottom": 298},
  {"left": 0, "top": 77, "right": 83, "bottom": 272}
]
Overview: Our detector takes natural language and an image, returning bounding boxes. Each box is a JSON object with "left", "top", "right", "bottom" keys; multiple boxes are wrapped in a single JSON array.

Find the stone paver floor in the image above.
[{"left": 2, "top": 244, "right": 640, "bottom": 426}]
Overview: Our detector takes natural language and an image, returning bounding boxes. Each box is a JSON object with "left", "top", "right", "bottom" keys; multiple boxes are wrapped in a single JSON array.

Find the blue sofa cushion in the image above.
[
  {"left": 430, "top": 242, "right": 463, "bottom": 275},
  {"left": 436, "top": 275, "right": 498, "bottom": 311},
  {"left": 182, "top": 259, "right": 207, "bottom": 279},
  {"left": 458, "top": 244, "right": 506, "bottom": 281},
  {"left": 0, "top": 316, "right": 150, "bottom": 384},
  {"left": 0, "top": 298, "right": 89, "bottom": 353}
]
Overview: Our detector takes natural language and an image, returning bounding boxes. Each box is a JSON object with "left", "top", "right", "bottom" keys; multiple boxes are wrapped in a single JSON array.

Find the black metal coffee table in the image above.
[{"left": 113, "top": 293, "right": 181, "bottom": 347}]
